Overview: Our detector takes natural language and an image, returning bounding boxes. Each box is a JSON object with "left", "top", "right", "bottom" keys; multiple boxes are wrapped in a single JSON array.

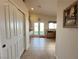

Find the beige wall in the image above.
[
  {"left": 30, "top": 13, "right": 57, "bottom": 33},
  {"left": 56, "top": 0, "right": 78, "bottom": 59},
  {"left": 9, "top": 0, "right": 28, "bottom": 13}
]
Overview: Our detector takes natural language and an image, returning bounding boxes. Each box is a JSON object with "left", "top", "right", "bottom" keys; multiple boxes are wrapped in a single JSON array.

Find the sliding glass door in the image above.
[
  {"left": 34, "top": 23, "right": 39, "bottom": 35},
  {"left": 40, "top": 23, "right": 44, "bottom": 35},
  {"left": 34, "top": 22, "right": 44, "bottom": 35}
]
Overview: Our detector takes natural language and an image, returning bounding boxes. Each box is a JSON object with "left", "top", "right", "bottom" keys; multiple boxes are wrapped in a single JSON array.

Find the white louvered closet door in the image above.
[
  {"left": 0, "top": 1, "right": 10, "bottom": 59},
  {"left": 16, "top": 8, "right": 25, "bottom": 58},
  {"left": 9, "top": 3, "right": 25, "bottom": 59},
  {"left": 0, "top": 1, "right": 25, "bottom": 59}
]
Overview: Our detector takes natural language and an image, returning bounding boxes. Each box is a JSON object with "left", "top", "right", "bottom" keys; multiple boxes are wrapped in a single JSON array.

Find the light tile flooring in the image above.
[{"left": 21, "top": 38, "right": 56, "bottom": 59}]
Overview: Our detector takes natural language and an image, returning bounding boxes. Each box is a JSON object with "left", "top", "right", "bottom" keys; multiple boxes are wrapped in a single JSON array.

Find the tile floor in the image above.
[{"left": 21, "top": 38, "right": 56, "bottom": 59}]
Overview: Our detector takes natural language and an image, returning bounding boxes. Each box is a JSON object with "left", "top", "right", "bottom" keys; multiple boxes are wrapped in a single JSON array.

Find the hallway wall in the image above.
[{"left": 56, "top": 0, "right": 78, "bottom": 59}]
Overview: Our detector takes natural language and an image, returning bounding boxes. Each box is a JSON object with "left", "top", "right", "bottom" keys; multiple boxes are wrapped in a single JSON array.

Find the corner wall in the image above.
[{"left": 56, "top": 0, "right": 78, "bottom": 59}]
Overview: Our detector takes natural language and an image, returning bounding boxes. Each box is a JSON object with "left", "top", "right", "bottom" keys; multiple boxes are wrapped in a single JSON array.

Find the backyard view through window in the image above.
[{"left": 49, "top": 23, "right": 57, "bottom": 29}]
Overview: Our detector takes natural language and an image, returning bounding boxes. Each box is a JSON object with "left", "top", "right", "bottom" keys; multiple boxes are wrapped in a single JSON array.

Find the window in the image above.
[{"left": 48, "top": 22, "right": 57, "bottom": 29}]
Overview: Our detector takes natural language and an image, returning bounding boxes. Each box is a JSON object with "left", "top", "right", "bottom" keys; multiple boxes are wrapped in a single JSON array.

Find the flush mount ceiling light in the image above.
[{"left": 31, "top": 8, "right": 34, "bottom": 11}]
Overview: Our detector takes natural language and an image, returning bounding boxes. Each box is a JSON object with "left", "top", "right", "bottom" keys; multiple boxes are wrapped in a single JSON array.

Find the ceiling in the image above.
[{"left": 25, "top": 0, "right": 57, "bottom": 17}]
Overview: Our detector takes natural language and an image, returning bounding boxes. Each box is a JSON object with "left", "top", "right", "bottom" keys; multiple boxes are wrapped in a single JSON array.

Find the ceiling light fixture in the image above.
[{"left": 31, "top": 8, "right": 34, "bottom": 10}]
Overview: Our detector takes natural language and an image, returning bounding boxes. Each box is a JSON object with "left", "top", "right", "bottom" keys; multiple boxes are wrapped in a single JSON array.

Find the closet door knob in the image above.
[{"left": 2, "top": 44, "right": 6, "bottom": 48}]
